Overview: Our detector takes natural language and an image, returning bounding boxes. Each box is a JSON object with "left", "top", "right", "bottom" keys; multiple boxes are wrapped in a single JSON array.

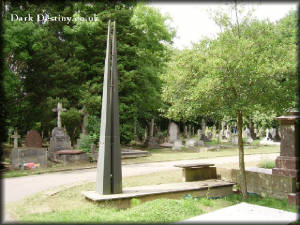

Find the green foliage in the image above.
[
  {"left": 258, "top": 160, "right": 275, "bottom": 169},
  {"left": 61, "top": 108, "right": 81, "bottom": 145},
  {"left": 78, "top": 134, "right": 91, "bottom": 153},
  {"left": 3, "top": 1, "right": 175, "bottom": 143},
  {"left": 130, "top": 198, "right": 141, "bottom": 207},
  {"left": 86, "top": 115, "right": 100, "bottom": 139},
  {"left": 162, "top": 8, "right": 298, "bottom": 121}
]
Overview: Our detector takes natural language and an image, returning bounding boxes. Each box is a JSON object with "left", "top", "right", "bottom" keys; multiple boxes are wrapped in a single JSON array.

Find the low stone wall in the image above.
[{"left": 216, "top": 168, "right": 297, "bottom": 199}]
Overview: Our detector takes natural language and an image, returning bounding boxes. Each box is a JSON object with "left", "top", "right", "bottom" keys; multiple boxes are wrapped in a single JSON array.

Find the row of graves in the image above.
[
  {"left": 157, "top": 118, "right": 281, "bottom": 151},
  {"left": 9, "top": 102, "right": 150, "bottom": 170}
]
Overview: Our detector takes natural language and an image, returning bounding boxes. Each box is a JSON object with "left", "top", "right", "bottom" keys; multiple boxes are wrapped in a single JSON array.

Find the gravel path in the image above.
[{"left": 2, "top": 153, "right": 278, "bottom": 222}]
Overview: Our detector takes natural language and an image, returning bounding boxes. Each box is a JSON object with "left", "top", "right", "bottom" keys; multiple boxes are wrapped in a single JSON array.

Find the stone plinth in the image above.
[{"left": 272, "top": 110, "right": 299, "bottom": 178}]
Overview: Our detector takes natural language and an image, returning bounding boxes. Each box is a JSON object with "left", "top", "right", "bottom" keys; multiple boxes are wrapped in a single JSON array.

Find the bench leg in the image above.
[{"left": 183, "top": 167, "right": 217, "bottom": 182}]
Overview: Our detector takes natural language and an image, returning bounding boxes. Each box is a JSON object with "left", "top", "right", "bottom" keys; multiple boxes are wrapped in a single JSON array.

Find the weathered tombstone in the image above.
[
  {"left": 25, "top": 130, "right": 42, "bottom": 147},
  {"left": 11, "top": 128, "right": 20, "bottom": 149},
  {"left": 243, "top": 127, "right": 253, "bottom": 143},
  {"left": 168, "top": 122, "right": 180, "bottom": 143},
  {"left": 212, "top": 125, "right": 217, "bottom": 138},
  {"left": 225, "top": 125, "right": 232, "bottom": 139},
  {"left": 172, "top": 140, "right": 183, "bottom": 150},
  {"left": 221, "top": 121, "right": 226, "bottom": 139},
  {"left": 49, "top": 102, "right": 72, "bottom": 161},
  {"left": 272, "top": 110, "right": 299, "bottom": 177},
  {"left": 199, "top": 119, "right": 209, "bottom": 141},
  {"left": 96, "top": 21, "right": 122, "bottom": 195},
  {"left": 184, "top": 125, "right": 188, "bottom": 138},
  {"left": 272, "top": 110, "right": 299, "bottom": 206},
  {"left": 11, "top": 129, "right": 47, "bottom": 169},
  {"left": 232, "top": 134, "right": 238, "bottom": 145}
]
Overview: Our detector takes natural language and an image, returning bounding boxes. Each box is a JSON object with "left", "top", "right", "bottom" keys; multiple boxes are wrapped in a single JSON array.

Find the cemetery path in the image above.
[{"left": 3, "top": 152, "right": 279, "bottom": 204}]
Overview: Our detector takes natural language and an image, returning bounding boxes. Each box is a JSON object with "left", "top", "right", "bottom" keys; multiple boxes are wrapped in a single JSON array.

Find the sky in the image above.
[{"left": 148, "top": 2, "right": 298, "bottom": 49}]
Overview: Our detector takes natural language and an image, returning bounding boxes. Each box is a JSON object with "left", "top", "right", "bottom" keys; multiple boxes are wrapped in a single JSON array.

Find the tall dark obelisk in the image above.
[{"left": 96, "top": 20, "right": 122, "bottom": 194}]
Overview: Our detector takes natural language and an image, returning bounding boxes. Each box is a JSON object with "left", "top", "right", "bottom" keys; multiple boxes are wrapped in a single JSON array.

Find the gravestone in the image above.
[
  {"left": 49, "top": 127, "right": 72, "bottom": 161},
  {"left": 168, "top": 122, "right": 180, "bottom": 143},
  {"left": 11, "top": 129, "right": 47, "bottom": 169},
  {"left": 232, "top": 135, "right": 238, "bottom": 145},
  {"left": 272, "top": 110, "right": 299, "bottom": 207},
  {"left": 49, "top": 102, "right": 72, "bottom": 161},
  {"left": 212, "top": 125, "right": 217, "bottom": 138},
  {"left": 243, "top": 127, "right": 253, "bottom": 143},
  {"left": 184, "top": 125, "right": 188, "bottom": 138},
  {"left": 199, "top": 119, "right": 209, "bottom": 141},
  {"left": 272, "top": 110, "right": 299, "bottom": 177},
  {"left": 221, "top": 121, "right": 226, "bottom": 139},
  {"left": 25, "top": 130, "right": 42, "bottom": 147}
]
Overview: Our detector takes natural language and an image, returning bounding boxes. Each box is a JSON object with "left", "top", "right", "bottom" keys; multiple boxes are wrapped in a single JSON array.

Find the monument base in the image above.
[
  {"left": 288, "top": 192, "right": 299, "bottom": 206},
  {"left": 272, "top": 156, "right": 299, "bottom": 178},
  {"left": 275, "top": 156, "right": 299, "bottom": 170},
  {"left": 272, "top": 168, "right": 299, "bottom": 177}
]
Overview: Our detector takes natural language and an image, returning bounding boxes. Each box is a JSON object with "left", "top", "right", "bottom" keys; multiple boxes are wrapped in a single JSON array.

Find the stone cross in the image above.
[
  {"left": 11, "top": 128, "right": 20, "bottom": 149},
  {"left": 52, "top": 102, "right": 66, "bottom": 128}
]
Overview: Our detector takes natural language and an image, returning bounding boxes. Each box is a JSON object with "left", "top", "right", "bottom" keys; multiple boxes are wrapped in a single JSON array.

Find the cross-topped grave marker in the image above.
[
  {"left": 52, "top": 102, "right": 66, "bottom": 128},
  {"left": 11, "top": 128, "right": 20, "bottom": 149}
]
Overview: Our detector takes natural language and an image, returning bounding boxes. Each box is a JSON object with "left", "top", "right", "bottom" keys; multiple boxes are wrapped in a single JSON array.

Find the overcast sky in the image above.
[{"left": 148, "top": 2, "right": 298, "bottom": 49}]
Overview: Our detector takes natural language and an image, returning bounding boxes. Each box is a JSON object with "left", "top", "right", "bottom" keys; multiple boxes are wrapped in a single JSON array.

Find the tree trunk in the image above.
[
  {"left": 237, "top": 110, "right": 248, "bottom": 199},
  {"left": 249, "top": 117, "right": 256, "bottom": 140}
]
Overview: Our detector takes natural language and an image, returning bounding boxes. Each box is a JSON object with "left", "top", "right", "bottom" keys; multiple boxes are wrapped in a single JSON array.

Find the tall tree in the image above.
[{"left": 162, "top": 6, "right": 298, "bottom": 199}]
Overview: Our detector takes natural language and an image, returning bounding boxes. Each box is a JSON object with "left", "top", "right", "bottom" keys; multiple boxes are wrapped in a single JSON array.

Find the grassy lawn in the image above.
[
  {"left": 2, "top": 144, "right": 279, "bottom": 178},
  {"left": 7, "top": 168, "right": 297, "bottom": 223}
]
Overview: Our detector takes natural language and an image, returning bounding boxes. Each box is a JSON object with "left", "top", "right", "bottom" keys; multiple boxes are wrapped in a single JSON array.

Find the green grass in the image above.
[
  {"left": 223, "top": 193, "right": 298, "bottom": 213},
  {"left": 7, "top": 167, "right": 297, "bottom": 223},
  {"left": 257, "top": 159, "right": 276, "bottom": 169}
]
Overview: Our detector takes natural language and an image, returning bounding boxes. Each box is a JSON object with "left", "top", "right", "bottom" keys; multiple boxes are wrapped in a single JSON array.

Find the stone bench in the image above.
[{"left": 174, "top": 163, "right": 217, "bottom": 182}]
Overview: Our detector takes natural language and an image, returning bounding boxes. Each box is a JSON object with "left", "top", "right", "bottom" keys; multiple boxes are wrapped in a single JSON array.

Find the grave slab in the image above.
[
  {"left": 82, "top": 179, "right": 234, "bottom": 204},
  {"left": 181, "top": 202, "right": 298, "bottom": 223}
]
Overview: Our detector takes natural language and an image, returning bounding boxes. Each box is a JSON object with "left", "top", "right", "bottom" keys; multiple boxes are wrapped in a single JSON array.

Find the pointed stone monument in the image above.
[{"left": 95, "top": 20, "right": 122, "bottom": 194}]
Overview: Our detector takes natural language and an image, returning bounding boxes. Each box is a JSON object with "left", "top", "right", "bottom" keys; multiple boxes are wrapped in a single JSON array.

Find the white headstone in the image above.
[{"left": 168, "top": 122, "right": 180, "bottom": 143}]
